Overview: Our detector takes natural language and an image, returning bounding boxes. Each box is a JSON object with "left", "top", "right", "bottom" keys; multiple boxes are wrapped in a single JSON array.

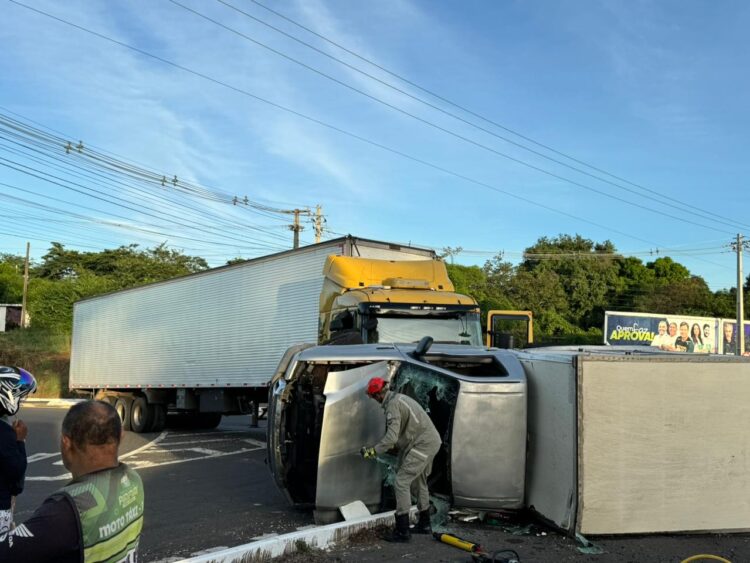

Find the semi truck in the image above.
[{"left": 69, "top": 236, "right": 487, "bottom": 433}]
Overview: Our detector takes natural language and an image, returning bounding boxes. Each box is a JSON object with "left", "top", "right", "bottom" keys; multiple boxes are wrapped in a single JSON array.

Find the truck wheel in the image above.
[
  {"left": 130, "top": 396, "right": 154, "bottom": 433},
  {"left": 149, "top": 404, "right": 167, "bottom": 432},
  {"left": 115, "top": 397, "right": 133, "bottom": 432}
]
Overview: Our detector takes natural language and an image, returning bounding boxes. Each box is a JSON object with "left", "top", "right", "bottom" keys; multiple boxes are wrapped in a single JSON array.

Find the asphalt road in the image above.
[
  {"left": 14, "top": 406, "right": 750, "bottom": 563},
  {"left": 14, "top": 405, "right": 312, "bottom": 562}
]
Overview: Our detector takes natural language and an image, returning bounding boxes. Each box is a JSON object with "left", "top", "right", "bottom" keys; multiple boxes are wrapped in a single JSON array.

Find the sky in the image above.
[{"left": 1, "top": 0, "right": 749, "bottom": 292}]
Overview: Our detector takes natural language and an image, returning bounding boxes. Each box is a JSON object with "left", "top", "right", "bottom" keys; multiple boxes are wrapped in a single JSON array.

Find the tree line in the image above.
[{"left": 0, "top": 235, "right": 746, "bottom": 340}]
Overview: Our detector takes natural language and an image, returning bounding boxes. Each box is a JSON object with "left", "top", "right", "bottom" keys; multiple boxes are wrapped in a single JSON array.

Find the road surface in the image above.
[{"left": 14, "top": 406, "right": 312, "bottom": 562}]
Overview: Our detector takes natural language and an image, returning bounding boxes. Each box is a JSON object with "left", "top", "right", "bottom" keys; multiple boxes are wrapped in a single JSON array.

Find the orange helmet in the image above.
[{"left": 367, "top": 377, "right": 387, "bottom": 396}]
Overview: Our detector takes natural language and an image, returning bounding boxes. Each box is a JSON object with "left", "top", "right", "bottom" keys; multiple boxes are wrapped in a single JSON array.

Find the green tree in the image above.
[
  {"left": 0, "top": 255, "right": 24, "bottom": 303},
  {"left": 519, "top": 234, "right": 621, "bottom": 330},
  {"left": 28, "top": 274, "right": 117, "bottom": 331},
  {"left": 27, "top": 243, "right": 209, "bottom": 331}
]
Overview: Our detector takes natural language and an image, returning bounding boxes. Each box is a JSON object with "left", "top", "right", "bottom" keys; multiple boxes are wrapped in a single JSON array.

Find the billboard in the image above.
[
  {"left": 718, "top": 320, "right": 750, "bottom": 355},
  {"left": 604, "top": 311, "right": 718, "bottom": 353}
]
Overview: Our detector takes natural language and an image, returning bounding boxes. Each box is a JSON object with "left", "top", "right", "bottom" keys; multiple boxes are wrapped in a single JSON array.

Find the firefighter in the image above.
[{"left": 360, "top": 376, "right": 442, "bottom": 542}]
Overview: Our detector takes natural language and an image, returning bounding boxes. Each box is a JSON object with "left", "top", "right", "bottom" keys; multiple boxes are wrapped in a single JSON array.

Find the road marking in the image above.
[
  {"left": 27, "top": 452, "right": 60, "bottom": 463},
  {"left": 160, "top": 437, "right": 250, "bottom": 446},
  {"left": 26, "top": 431, "right": 266, "bottom": 481},
  {"left": 126, "top": 446, "right": 263, "bottom": 470},
  {"left": 121, "top": 431, "right": 168, "bottom": 460},
  {"left": 27, "top": 430, "right": 168, "bottom": 481},
  {"left": 164, "top": 430, "right": 248, "bottom": 438}
]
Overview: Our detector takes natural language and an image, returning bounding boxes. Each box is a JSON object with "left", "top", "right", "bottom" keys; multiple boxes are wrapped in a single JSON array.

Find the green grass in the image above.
[{"left": 0, "top": 328, "right": 71, "bottom": 398}]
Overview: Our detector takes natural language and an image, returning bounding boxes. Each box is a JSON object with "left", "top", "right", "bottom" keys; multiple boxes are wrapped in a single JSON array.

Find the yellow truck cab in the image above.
[{"left": 319, "top": 256, "right": 483, "bottom": 346}]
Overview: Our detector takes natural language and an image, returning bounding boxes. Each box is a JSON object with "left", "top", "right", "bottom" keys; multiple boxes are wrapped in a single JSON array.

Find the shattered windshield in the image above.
[{"left": 371, "top": 313, "right": 482, "bottom": 346}]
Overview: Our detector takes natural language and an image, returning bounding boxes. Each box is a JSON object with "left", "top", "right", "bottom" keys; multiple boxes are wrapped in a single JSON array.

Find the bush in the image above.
[
  {"left": 0, "top": 328, "right": 71, "bottom": 398},
  {"left": 28, "top": 273, "right": 117, "bottom": 331}
]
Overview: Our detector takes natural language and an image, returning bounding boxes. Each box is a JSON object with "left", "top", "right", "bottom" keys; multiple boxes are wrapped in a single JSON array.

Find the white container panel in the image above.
[{"left": 70, "top": 244, "right": 342, "bottom": 389}]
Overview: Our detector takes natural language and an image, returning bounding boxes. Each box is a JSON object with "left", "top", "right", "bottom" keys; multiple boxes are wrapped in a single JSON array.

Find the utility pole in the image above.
[
  {"left": 289, "top": 209, "right": 303, "bottom": 249},
  {"left": 21, "top": 242, "right": 30, "bottom": 329},
  {"left": 231, "top": 196, "right": 320, "bottom": 249},
  {"left": 734, "top": 234, "right": 748, "bottom": 356},
  {"left": 314, "top": 205, "right": 323, "bottom": 244}
]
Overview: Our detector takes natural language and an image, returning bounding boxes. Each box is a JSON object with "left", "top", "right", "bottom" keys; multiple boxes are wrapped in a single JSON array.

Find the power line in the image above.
[
  {"left": 0, "top": 113, "right": 302, "bottom": 244},
  {"left": 0, "top": 181, "right": 283, "bottom": 250},
  {"left": 220, "top": 0, "right": 750, "bottom": 234},
  {"left": 6, "top": 0, "right": 666, "bottom": 249},
  {"left": 0, "top": 133, "right": 290, "bottom": 250},
  {"left": 0, "top": 156, "right": 288, "bottom": 249},
  {"left": 167, "top": 0, "right": 740, "bottom": 235},
  {"left": 6, "top": 0, "right": 736, "bottom": 276},
  {"left": 0, "top": 115, "right": 308, "bottom": 250}
]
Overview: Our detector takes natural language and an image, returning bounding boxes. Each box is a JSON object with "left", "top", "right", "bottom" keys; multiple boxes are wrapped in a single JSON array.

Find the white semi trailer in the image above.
[{"left": 69, "top": 236, "right": 435, "bottom": 432}]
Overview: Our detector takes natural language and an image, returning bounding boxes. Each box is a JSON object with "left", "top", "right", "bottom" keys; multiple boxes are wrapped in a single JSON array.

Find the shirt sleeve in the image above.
[
  {"left": 0, "top": 437, "right": 27, "bottom": 487},
  {"left": 0, "top": 494, "right": 81, "bottom": 562},
  {"left": 374, "top": 401, "right": 401, "bottom": 455}
]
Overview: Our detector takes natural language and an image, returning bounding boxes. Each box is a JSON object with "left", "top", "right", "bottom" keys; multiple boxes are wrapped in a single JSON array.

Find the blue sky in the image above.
[{"left": 1, "top": 0, "right": 748, "bottom": 291}]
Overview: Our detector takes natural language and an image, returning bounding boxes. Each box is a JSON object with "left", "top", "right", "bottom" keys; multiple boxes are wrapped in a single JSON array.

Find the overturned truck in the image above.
[
  {"left": 269, "top": 343, "right": 750, "bottom": 535},
  {"left": 267, "top": 342, "right": 527, "bottom": 523}
]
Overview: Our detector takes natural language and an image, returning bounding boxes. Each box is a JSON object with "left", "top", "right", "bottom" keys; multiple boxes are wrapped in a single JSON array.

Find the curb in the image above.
[
  {"left": 24, "top": 398, "right": 84, "bottom": 408},
  {"left": 175, "top": 508, "right": 414, "bottom": 563}
]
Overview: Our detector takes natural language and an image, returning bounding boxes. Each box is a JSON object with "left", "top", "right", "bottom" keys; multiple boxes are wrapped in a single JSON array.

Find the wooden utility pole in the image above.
[
  {"left": 736, "top": 234, "right": 746, "bottom": 355},
  {"left": 21, "top": 242, "right": 30, "bottom": 329}
]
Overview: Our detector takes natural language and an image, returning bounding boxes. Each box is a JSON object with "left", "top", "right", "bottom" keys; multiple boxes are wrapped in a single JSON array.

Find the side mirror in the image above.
[{"left": 330, "top": 311, "right": 353, "bottom": 332}]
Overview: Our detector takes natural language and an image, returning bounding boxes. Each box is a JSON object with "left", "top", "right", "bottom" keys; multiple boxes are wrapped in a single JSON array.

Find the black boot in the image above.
[
  {"left": 383, "top": 513, "right": 411, "bottom": 542},
  {"left": 412, "top": 509, "right": 432, "bottom": 534}
]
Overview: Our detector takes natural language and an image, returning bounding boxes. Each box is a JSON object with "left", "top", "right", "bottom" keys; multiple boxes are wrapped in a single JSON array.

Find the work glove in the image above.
[{"left": 359, "top": 446, "right": 376, "bottom": 460}]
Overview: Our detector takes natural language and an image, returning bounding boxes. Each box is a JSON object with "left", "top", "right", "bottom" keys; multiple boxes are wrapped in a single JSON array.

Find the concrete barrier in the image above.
[{"left": 175, "top": 508, "right": 415, "bottom": 563}]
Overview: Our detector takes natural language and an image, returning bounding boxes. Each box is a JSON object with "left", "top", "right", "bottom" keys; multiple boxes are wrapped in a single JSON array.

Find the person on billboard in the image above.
[
  {"left": 722, "top": 322, "right": 737, "bottom": 355},
  {"left": 674, "top": 322, "right": 694, "bottom": 353},
  {"left": 659, "top": 321, "right": 679, "bottom": 351},
  {"left": 650, "top": 320, "right": 671, "bottom": 348},
  {"left": 691, "top": 323, "right": 711, "bottom": 353}
]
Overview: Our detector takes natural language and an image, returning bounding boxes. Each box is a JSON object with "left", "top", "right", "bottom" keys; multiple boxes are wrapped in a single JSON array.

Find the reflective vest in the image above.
[{"left": 55, "top": 463, "right": 144, "bottom": 563}]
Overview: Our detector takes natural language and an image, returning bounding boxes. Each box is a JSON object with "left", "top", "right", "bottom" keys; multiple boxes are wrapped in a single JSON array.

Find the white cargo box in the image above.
[
  {"left": 69, "top": 237, "right": 434, "bottom": 390},
  {"left": 520, "top": 346, "right": 750, "bottom": 535}
]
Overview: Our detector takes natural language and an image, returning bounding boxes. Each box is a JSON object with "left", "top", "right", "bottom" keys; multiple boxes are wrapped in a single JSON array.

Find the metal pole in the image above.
[
  {"left": 738, "top": 233, "right": 745, "bottom": 356},
  {"left": 250, "top": 401, "right": 259, "bottom": 428},
  {"left": 21, "top": 242, "right": 30, "bottom": 329}
]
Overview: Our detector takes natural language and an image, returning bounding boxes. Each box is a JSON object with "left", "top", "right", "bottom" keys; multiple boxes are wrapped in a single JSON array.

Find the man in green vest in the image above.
[{"left": 0, "top": 400, "right": 145, "bottom": 562}]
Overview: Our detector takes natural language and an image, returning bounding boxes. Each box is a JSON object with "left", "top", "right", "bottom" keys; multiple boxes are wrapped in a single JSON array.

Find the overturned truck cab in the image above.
[{"left": 267, "top": 343, "right": 527, "bottom": 523}]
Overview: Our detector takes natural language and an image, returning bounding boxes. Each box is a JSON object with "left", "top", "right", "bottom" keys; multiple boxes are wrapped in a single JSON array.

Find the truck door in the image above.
[{"left": 486, "top": 310, "right": 533, "bottom": 348}]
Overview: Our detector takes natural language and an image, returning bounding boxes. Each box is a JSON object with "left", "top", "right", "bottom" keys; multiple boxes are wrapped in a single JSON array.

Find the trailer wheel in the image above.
[
  {"left": 130, "top": 396, "right": 154, "bottom": 433},
  {"left": 114, "top": 397, "right": 133, "bottom": 432},
  {"left": 149, "top": 404, "right": 167, "bottom": 432}
]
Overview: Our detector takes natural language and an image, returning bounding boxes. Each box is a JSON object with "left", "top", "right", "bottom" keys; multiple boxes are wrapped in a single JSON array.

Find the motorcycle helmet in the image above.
[{"left": 0, "top": 366, "right": 37, "bottom": 416}]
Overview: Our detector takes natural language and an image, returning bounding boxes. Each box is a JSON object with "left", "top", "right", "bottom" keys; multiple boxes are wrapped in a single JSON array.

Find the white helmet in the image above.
[{"left": 0, "top": 366, "right": 37, "bottom": 416}]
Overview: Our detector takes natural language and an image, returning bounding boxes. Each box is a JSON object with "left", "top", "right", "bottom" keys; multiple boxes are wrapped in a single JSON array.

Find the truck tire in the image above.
[
  {"left": 114, "top": 397, "right": 133, "bottom": 432},
  {"left": 130, "top": 396, "right": 154, "bottom": 433},
  {"left": 149, "top": 404, "right": 167, "bottom": 432}
]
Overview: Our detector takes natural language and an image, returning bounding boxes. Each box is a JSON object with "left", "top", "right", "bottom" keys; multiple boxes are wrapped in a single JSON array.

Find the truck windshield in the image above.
[{"left": 371, "top": 313, "right": 483, "bottom": 346}]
